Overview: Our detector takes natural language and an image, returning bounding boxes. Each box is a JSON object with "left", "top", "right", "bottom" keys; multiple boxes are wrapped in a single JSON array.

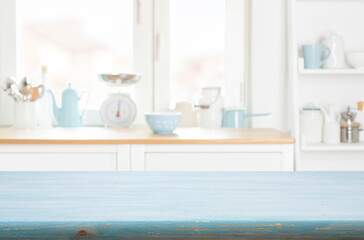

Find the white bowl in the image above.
[{"left": 346, "top": 52, "right": 364, "bottom": 69}]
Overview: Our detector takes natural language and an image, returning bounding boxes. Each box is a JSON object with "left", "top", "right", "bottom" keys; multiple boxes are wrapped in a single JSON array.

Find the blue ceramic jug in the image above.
[
  {"left": 49, "top": 84, "right": 87, "bottom": 127},
  {"left": 222, "top": 108, "right": 271, "bottom": 128}
]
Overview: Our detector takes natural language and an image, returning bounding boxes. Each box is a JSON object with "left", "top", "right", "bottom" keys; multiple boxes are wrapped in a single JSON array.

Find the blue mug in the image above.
[
  {"left": 302, "top": 45, "right": 331, "bottom": 69},
  {"left": 222, "top": 109, "right": 271, "bottom": 128}
]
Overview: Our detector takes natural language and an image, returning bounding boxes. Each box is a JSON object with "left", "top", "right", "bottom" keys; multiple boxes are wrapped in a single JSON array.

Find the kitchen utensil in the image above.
[
  {"left": 173, "top": 102, "right": 197, "bottom": 127},
  {"left": 321, "top": 33, "right": 345, "bottom": 69},
  {"left": 37, "top": 84, "right": 45, "bottom": 99},
  {"left": 13, "top": 102, "right": 37, "bottom": 128},
  {"left": 300, "top": 103, "right": 323, "bottom": 143},
  {"left": 321, "top": 105, "right": 340, "bottom": 144},
  {"left": 341, "top": 106, "right": 356, "bottom": 123},
  {"left": 358, "top": 101, "right": 364, "bottom": 111},
  {"left": 49, "top": 83, "right": 88, "bottom": 127},
  {"left": 38, "top": 65, "right": 53, "bottom": 128},
  {"left": 346, "top": 52, "right": 364, "bottom": 69},
  {"left": 100, "top": 94, "right": 137, "bottom": 128},
  {"left": 145, "top": 112, "right": 181, "bottom": 134},
  {"left": 99, "top": 73, "right": 141, "bottom": 85},
  {"left": 19, "top": 77, "right": 32, "bottom": 94},
  {"left": 22, "top": 93, "right": 33, "bottom": 102},
  {"left": 10, "top": 83, "right": 23, "bottom": 102},
  {"left": 3, "top": 77, "right": 22, "bottom": 102},
  {"left": 3, "top": 77, "right": 16, "bottom": 92},
  {"left": 195, "top": 87, "right": 224, "bottom": 128},
  {"left": 340, "top": 106, "right": 362, "bottom": 143},
  {"left": 356, "top": 101, "right": 364, "bottom": 141},
  {"left": 302, "top": 45, "right": 331, "bottom": 69},
  {"left": 99, "top": 73, "right": 140, "bottom": 128},
  {"left": 31, "top": 87, "right": 39, "bottom": 102},
  {"left": 3, "top": 76, "right": 47, "bottom": 106},
  {"left": 340, "top": 122, "right": 361, "bottom": 143},
  {"left": 222, "top": 106, "right": 271, "bottom": 128}
]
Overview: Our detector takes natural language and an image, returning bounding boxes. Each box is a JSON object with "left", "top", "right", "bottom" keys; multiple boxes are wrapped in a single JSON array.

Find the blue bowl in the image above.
[{"left": 145, "top": 112, "right": 181, "bottom": 134}]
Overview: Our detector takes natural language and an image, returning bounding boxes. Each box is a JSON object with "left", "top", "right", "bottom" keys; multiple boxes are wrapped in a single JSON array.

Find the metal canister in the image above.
[
  {"left": 340, "top": 107, "right": 362, "bottom": 143},
  {"left": 340, "top": 122, "right": 361, "bottom": 143}
]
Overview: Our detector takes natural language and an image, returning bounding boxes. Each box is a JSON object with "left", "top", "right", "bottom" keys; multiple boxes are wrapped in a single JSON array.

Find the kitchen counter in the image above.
[
  {"left": 0, "top": 172, "right": 363, "bottom": 239},
  {"left": 0, "top": 127, "right": 294, "bottom": 144},
  {"left": 0, "top": 128, "right": 295, "bottom": 171},
  {"left": 0, "top": 127, "right": 295, "bottom": 144}
]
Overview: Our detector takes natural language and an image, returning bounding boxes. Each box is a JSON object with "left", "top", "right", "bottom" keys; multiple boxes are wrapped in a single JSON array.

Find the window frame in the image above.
[
  {"left": 0, "top": 0, "right": 17, "bottom": 126},
  {"left": 0, "top": 0, "right": 250, "bottom": 126},
  {"left": 153, "top": 0, "right": 249, "bottom": 110}
]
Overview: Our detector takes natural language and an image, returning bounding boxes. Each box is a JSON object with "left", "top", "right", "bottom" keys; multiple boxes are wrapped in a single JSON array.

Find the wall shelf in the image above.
[
  {"left": 288, "top": 0, "right": 364, "bottom": 170},
  {"left": 298, "top": 58, "right": 364, "bottom": 75},
  {"left": 297, "top": 0, "right": 360, "bottom": 2},
  {"left": 301, "top": 140, "right": 364, "bottom": 152},
  {"left": 299, "top": 68, "right": 364, "bottom": 75}
]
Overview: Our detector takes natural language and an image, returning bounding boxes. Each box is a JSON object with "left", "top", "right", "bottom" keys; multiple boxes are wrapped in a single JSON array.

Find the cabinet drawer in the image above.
[
  {"left": 0, "top": 153, "right": 116, "bottom": 171},
  {"left": 145, "top": 153, "right": 282, "bottom": 171}
]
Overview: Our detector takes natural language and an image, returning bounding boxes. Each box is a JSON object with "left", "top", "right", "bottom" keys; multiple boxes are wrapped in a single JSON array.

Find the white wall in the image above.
[
  {"left": 0, "top": 0, "right": 16, "bottom": 126},
  {"left": 250, "top": 0, "right": 289, "bottom": 133}
]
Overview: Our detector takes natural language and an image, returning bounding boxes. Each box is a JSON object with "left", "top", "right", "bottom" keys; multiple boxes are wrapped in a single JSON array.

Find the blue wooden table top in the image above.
[{"left": 1, "top": 172, "right": 364, "bottom": 239}]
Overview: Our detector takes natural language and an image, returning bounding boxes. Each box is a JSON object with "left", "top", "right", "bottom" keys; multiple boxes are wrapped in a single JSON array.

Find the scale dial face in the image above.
[{"left": 100, "top": 94, "right": 137, "bottom": 128}]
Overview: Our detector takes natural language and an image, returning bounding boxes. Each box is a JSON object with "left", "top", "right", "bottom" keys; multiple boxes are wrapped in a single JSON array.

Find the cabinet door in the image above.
[
  {"left": 0, "top": 153, "right": 117, "bottom": 171},
  {"left": 145, "top": 153, "right": 282, "bottom": 171}
]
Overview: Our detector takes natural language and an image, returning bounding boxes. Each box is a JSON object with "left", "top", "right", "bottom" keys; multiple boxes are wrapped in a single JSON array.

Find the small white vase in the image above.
[{"left": 321, "top": 33, "right": 345, "bottom": 69}]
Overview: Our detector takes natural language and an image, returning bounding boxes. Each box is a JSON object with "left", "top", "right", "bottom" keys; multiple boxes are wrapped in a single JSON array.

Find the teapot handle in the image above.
[{"left": 79, "top": 91, "right": 89, "bottom": 119}]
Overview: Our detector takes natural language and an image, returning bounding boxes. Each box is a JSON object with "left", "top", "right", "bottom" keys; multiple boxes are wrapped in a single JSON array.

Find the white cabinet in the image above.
[
  {"left": 0, "top": 143, "right": 294, "bottom": 171},
  {"left": 0, "top": 153, "right": 116, "bottom": 171},
  {"left": 0, "top": 145, "right": 118, "bottom": 171},
  {"left": 145, "top": 153, "right": 282, "bottom": 171},
  {"left": 131, "top": 144, "right": 294, "bottom": 171}
]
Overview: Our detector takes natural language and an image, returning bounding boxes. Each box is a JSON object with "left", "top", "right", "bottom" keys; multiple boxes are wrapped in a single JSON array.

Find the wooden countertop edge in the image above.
[{"left": 0, "top": 138, "right": 295, "bottom": 144}]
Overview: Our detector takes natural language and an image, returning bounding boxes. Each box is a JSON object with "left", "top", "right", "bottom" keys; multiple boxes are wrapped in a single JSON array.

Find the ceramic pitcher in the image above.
[{"left": 321, "top": 33, "right": 345, "bottom": 69}]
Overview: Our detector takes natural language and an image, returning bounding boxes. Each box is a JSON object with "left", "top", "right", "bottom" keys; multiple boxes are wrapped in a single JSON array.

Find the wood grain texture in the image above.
[
  {"left": 0, "top": 127, "right": 295, "bottom": 144},
  {"left": 1, "top": 221, "right": 364, "bottom": 239},
  {"left": 0, "top": 172, "right": 364, "bottom": 239}
]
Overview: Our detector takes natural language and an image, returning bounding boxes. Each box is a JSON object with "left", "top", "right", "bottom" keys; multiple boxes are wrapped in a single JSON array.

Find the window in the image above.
[
  {"left": 154, "top": 0, "right": 248, "bottom": 111},
  {"left": 17, "top": 0, "right": 134, "bottom": 109},
  {"left": 169, "top": 0, "right": 225, "bottom": 104},
  {"left": 0, "top": 0, "right": 248, "bottom": 126}
]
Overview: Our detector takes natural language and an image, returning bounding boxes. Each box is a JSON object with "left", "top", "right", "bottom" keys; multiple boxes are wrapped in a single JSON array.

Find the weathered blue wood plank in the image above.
[
  {"left": 1, "top": 221, "right": 364, "bottom": 239},
  {"left": 1, "top": 172, "right": 364, "bottom": 239},
  {"left": 1, "top": 172, "right": 364, "bottom": 222}
]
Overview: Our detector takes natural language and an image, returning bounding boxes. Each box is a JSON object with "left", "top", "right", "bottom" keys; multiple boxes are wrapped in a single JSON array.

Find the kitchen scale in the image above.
[{"left": 99, "top": 73, "right": 141, "bottom": 128}]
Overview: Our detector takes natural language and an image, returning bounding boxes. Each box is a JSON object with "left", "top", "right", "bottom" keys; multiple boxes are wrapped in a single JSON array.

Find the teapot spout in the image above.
[{"left": 48, "top": 90, "right": 61, "bottom": 121}]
